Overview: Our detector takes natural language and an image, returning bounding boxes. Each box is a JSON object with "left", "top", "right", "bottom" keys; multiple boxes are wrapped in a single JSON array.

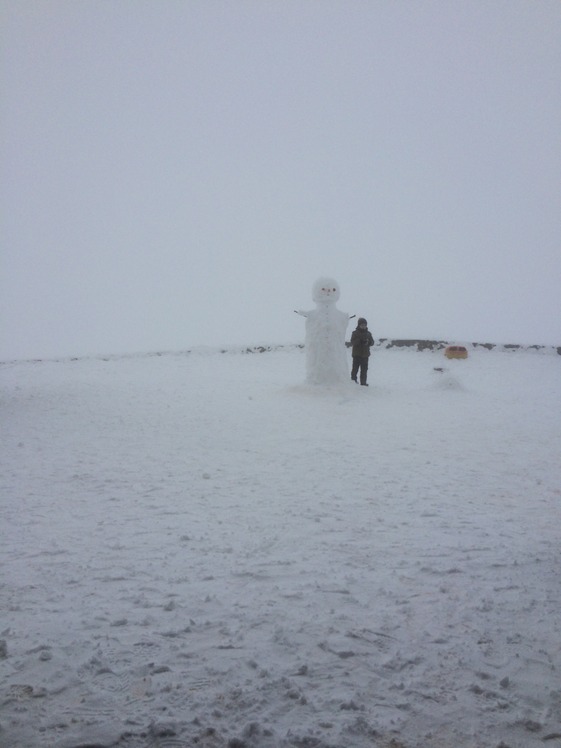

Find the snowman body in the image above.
[{"left": 300, "top": 277, "right": 349, "bottom": 385}]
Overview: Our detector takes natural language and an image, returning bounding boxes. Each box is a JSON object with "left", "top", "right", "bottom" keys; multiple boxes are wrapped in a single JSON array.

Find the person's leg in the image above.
[
  {"left": 351, "top": 357, "right": 359, "bottom": 382},
  {"left": 360, "top": 357, "right": 369, "bottom": 385}
]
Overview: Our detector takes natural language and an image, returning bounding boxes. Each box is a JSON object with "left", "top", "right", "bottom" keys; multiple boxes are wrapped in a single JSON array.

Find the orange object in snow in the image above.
[{"left": 444, "top": 345, "right": 468, "bottom": 359}]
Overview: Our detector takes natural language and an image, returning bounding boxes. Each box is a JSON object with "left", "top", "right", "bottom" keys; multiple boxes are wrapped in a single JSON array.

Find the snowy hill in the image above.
[{"left": 1, "top": 346, "right": 560, "bottom": 748}]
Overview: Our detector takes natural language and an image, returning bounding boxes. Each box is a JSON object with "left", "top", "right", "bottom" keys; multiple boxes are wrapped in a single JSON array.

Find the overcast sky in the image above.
[{"left": 2, "top": 0, "right": 560, "bottom": 360}]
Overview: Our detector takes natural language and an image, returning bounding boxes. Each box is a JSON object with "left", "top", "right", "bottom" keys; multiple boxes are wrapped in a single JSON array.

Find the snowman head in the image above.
[{"left": 312, "top": 276, "right": 340, "bottom": 304}]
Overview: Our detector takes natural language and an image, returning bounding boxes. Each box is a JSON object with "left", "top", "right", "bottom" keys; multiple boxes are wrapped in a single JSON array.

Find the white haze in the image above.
[{"left": 1, "top": 1, "right": 561, "bottom": 360}]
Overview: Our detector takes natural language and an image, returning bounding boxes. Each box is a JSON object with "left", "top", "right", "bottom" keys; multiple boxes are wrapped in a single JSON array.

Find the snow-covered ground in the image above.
[{"left": 1, "top": 345, "right": 560, "bottom": 748}]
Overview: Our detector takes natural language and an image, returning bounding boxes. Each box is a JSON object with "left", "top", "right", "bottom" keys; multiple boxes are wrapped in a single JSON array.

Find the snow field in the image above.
[{"left": 1, "top": 346, "right": 560, "bottom": 748}]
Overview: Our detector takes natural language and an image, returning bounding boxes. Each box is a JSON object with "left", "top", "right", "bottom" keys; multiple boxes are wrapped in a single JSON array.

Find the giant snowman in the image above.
[{"left": 296, "top": 277, "right": 350, "bottom": 385}]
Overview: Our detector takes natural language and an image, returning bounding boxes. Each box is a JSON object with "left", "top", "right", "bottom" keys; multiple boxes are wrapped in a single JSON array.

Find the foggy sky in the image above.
[{"left": 2, "top": 0, "right": 560, "bottom": 360}]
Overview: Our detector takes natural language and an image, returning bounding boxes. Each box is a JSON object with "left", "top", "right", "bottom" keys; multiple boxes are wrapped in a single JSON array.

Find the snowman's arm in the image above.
[
  {"left": 348, "top": 314, "right": 356, "bottom": 320},
  {"left": 294, "top": 310, "right": 309, "bottom": 317}
]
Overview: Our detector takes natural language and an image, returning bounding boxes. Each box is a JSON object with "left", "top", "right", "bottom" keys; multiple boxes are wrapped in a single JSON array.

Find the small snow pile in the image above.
[{"left": 430, "top": 367, "right": 466, "bottom": 391}]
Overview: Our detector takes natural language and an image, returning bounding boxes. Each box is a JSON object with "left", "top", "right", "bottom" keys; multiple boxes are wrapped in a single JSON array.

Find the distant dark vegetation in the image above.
[
  {"left": 371, "top": 339, "right": 561, "bottom": 355},
  {"left": 243, "top": 340, "right": 561, "bottom": 355}
]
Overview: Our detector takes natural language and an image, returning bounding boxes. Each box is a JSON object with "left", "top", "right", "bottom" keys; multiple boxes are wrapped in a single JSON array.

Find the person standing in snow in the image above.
[{"left": 350, "top": 318, "right": 375, "bottom": 386}]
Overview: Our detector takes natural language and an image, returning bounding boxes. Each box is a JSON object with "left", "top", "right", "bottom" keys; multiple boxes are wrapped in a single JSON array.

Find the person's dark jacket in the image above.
[{"left": 351, "top": 323, "right": 374, "bottom": 358}]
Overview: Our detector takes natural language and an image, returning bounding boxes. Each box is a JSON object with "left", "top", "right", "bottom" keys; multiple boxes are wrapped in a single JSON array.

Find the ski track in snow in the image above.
[{"left": 1, "top": 347, "right": 560, "bottom": 748}]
